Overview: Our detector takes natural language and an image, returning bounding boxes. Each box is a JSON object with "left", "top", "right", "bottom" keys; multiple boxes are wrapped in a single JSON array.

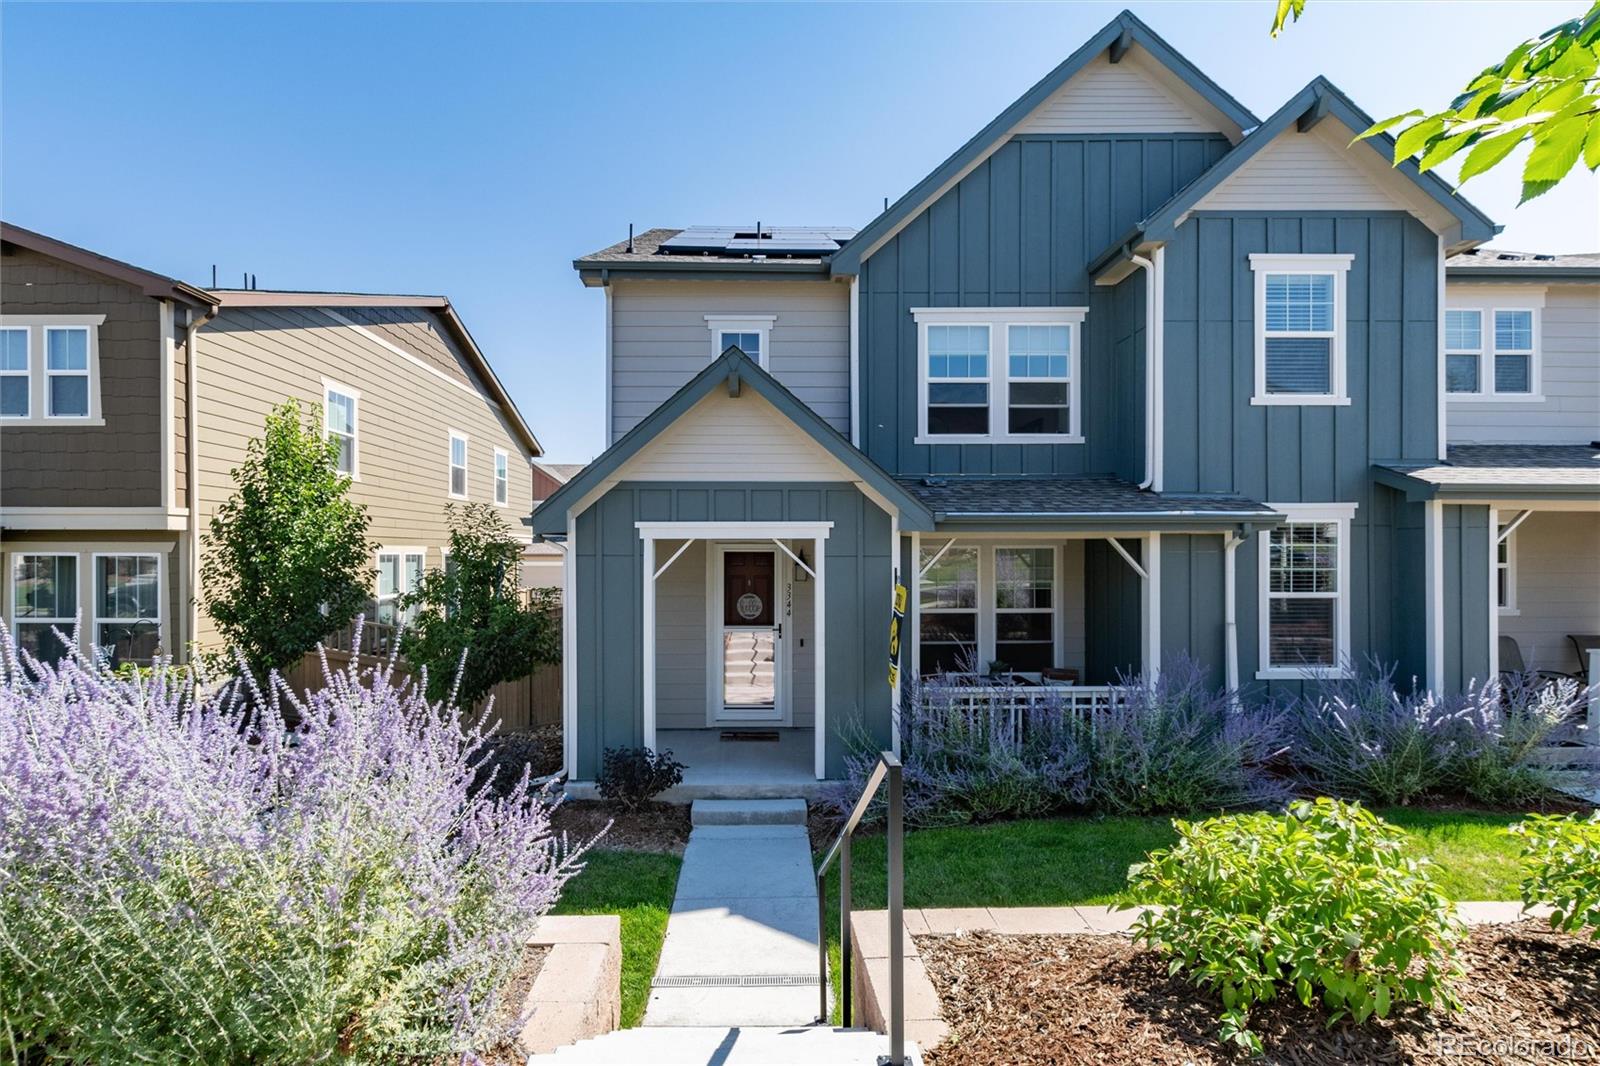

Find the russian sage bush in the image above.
[
  {"left": 1088, "top": 660, "right": 1289, "bottom": 815},
  {"left": 1287, "top": 666, "right": 1581, "bottom": 806},
  {"left": 0, "top": 624, "right": 595, "bottom": 1064}
]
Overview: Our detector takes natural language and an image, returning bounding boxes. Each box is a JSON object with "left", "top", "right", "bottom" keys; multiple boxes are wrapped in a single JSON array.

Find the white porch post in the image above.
[
  {"left": 909, "top": 531, "right": 922, "bottom": 689},
  {"left": 1142, "top": 532, "right": 1162, "bottom": 680},
  {"left": 813, "top": 534, "right": 827, "bottom": 780},
  {"left": 1589, "top": 649, "right": 1600, "bottom": 745},
  {"left": 1487, "top": 507, "right": 1499, "bottom": 683},
  {"left": 562, "top": 514, "right": 577, "bottom": 779},
  {"left": 1425, "top": 500, "right": 1444, "bottom": 694},
  {"left": 641, "top": 535, "right": 657, "bottom": 753},
  {"left": 889, "top": 516, "right": 902, "bottom": 758},
  {"left": 1223, "top": 532, "right": 1242, "bottom": 697}
]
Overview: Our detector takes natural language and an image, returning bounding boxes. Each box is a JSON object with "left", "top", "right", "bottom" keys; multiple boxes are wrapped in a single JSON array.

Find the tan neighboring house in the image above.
[
  {"left": 1, "top": 222, "right": 541, "bottom": 665},
  {"left": 524, "top": 461, "right": 584, "bottom": 592}
]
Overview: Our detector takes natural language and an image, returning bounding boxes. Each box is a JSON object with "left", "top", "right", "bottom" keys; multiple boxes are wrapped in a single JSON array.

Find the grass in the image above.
[
  {"left": 818, "top": 808, "right": 1531, "bottom": 1021},
  {"left": 551, "top": 848, "right": 682, "bottom": 1028}
]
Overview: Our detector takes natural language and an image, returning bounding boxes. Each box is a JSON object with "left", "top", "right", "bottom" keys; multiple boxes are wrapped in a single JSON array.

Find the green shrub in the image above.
[
  {"left": 598, "top": 747, "right": 686, "bottom": 811},
  {"left": 1512, "top": 811, "right": 1600, "bottom": 938},
  {"left": 1127, "top": 798, "right": 1463, "bottom": 1053}
]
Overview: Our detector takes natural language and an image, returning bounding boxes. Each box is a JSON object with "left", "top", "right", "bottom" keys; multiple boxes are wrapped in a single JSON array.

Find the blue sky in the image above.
[{"left": 4, "top": 1, "right": 1595, "bottom": 462}]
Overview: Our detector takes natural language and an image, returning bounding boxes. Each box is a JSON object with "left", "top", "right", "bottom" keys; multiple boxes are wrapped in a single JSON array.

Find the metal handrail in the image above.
[{"left": 815, "top": 750, "right": 903, "bottom": 1065}]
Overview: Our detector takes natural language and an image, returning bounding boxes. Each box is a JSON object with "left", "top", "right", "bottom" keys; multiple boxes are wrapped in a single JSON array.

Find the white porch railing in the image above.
[
  {"left": 1589, "top": 649, "right": 1600, "bottom": 746},
  {"left": 920, "top": 682, "right": 1123, "bottom": 748}
]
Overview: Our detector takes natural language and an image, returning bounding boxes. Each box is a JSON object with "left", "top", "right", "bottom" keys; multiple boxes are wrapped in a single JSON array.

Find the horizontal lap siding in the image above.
[
  {"left": 1446, "top": 282, "right": 1600, "bottom": 444},
  {"left": 859, "top": 133, "right": 1229, "bottom": 478},
  {"left": 194, "top": 307, "right": 535, "bottom": 647},
  {"left": 1501, "top": 512, "right": 1600, "bottom": 674},
  {"left": 1163, "top": 212, "right": 1439, "bottom": 694},
  {"left": 609, "top": 280, "right": 849, "bottom": 441},
  {"left": 573, "top": 482, "right": 891, "bottom": 780}
]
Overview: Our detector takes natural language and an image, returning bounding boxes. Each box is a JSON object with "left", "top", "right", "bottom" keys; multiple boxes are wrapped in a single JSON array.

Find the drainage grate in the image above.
[{"left": 651, "top": 974, "right": 818, "bottom": 988}]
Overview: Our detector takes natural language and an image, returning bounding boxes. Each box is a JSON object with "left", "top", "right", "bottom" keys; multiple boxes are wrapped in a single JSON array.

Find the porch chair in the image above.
[
  {"left": 1498, "top": 635, "right": 1579, "bottom": 682},
  {"left": 1567, "top": 634, "right": 1600, "bottom": 683}
]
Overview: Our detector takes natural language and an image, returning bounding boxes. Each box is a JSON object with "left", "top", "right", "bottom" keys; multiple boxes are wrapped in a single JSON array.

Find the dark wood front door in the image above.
[{"left": 723, "top": 551, "right": 775, "bottom": 626}]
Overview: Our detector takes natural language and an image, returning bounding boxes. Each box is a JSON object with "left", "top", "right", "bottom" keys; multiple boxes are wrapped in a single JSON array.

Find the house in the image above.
[
  {"left": 524, "top": 462, "right": 585, "bottom": 592},
  {"left": 1, "top": 222, "right": 541, "bottom": 665},
  {"left": 1379, "top": 248, "right": 1600, "bottom": 683}
]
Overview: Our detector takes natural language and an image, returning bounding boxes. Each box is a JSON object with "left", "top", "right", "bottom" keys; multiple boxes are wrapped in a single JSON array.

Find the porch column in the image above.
[
  {"left": 1142, "top": 532, "right": 1162, "bottom": 680},
  {"left": 641, "top": 536, "right": 656, "bottom": 752},
  {"left": 1487, "top": 507, "right": 1499, "bottom": 682},
  {"left": 562, "top": 514, "right": 577, "bottom": 779},
  {"left": 813, "top": 533, "right": 827, "bottom": 780},
  {"left": 1425, "top": 500, "right": 1444, "bottom": 693},
  {"left": 908, "top": 532, "right": 921, "bottom": 692}
]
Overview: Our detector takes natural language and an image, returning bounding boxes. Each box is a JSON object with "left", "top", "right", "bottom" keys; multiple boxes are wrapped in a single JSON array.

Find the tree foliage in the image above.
[
  {"left": 1276, "top": 1, "right": 1600, "bottom": 203},
  {"left": 202, "top": 399, "right": 373, "bottom": 677},
  {"left": 398, "top": 503, "right": 560, "bottom": 706}
]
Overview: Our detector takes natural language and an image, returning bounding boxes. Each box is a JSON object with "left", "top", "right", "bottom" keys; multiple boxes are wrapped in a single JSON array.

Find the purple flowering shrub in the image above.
[
  {"left": 1285, "top": 665, "right": 1584, "bottom": 806},
  {"left": 0, "top": 624, "right": 596, "bottom": 1063}
]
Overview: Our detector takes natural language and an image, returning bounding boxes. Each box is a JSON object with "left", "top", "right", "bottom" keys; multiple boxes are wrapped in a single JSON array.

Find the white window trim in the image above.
[
  {"left": 911, "top": 306, "right": 1087, "bottom": 445},
  {"left": 448, "top": 430, "right": 470, "bottom": 500},
  {"left": 991, "top": 544, "right": 1058, "bottom": 672},
  {"left": 493, "top": 447, "right": 510, "bottom": 507},
  {"left": 916, "top": 541, "right": 1065, "bottom": 677},
  {"left": 0, "top": 327, "right": 30, "bottom": 420},
  {"left": 1443, "top": 288, "right": 1545, "bottom": 402},
  {"left": 90, "top": 551, "right": 163, "bottom": 660},
  {"left": 8, "top": 552, "right": 79, "bottom": 642},
  {"left": 0, "top": 314, "right": 106, "bottom": 425},
  {"left": 1496, "top": 522, "right": 1519, "bottom": 616},
  {"left": 1248, "top": 254, "right": 1353, "bottom": 407},
  {"left": 375, "top": 546, "right": 428, "bottom": 626},
  {"left": 1256, "top": 502, "right": 1356, "bottom": 680},
  {"left": 918, "top": 543, "right": 981, "bottom": 674},
  {"left": 322, "top": 378, "right": 360, "bottom": 480},
  {"left": 1444, "top": 308, "right": 1485, "bottom": 397},
  {"left": 705, "top": 314, "right": 776, "bottom": 367}
]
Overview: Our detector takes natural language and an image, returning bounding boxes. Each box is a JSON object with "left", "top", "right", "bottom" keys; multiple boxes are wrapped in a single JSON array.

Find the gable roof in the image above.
[
  {"left": 575, "top": 227, "right": 839, "bottom": 286},
  {"left": 829, "top": 10, "right": 1257, "bottom": 277},
  {"left": 1, "top": 221, "right": 217, "bottom": 309},
  {"left": 528, "top": 347, "right": 935, "bottom": 534},
  {"left": 211, "top": 289, "right": 541, "bottom": 457},
  {"left": 1089, "top": 78, "right": 1500, "bottom": 279},
  {"left": 1448, "top": 247, "right": 1600, "bottom": 280}
]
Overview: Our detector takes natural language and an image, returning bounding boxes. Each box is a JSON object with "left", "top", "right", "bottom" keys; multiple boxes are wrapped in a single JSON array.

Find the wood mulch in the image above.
[
  {"left": 550, "top": 799, "right": 692, "bottom": 854},
  {"left": 473, "top": 942, "right": 552, "bottom": 1065},
  {"left": 918, "top": 922, "right": 1600, "bottom": 1065}
]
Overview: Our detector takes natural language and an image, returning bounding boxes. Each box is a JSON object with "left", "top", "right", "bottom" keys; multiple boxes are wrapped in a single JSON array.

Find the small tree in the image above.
[
  {"left": 399, "top": 503, "right": 560, "bottom": 706},
  {"left": 202, "top": 399, "right": 373, "bottom": 677}
]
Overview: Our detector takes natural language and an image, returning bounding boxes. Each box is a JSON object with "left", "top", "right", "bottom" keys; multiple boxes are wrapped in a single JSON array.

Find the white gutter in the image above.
[
  {"left": 1129, "top": 250, "right": 1164, "bottom": 491},
  {"left": 183, "top": 303, "right": 216, "bottom": 658},
  {"left": 848, "top": 276, "right": 860, "bottom": 447}
]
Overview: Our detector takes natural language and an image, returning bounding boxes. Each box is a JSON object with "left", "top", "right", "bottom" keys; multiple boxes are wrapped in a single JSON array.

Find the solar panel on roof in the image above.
[{"left": 660, "top": 225, "right": 859, "bottom": 258}]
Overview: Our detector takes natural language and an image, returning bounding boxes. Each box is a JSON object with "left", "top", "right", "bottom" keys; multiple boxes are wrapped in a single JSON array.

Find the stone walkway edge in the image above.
[{"left": 849, "top": 901, "right": 1559, "bottom": 1051}]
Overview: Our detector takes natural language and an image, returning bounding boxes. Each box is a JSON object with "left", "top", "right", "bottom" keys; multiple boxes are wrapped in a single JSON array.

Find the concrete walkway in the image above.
[{"left": 644, "top": 799, "right": 822, "bottom": 1027}]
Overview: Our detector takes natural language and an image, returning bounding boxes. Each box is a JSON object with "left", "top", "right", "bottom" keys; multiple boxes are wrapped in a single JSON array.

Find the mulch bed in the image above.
[
  {"left": 474, "top": 942, "right": 552, "bottom": 1065},
  {"left": 550, "top": 799, "right": 691, "bottom": 854},
  {"left": 919, "top": 922, "right": 1600, "bottom": 1065}
]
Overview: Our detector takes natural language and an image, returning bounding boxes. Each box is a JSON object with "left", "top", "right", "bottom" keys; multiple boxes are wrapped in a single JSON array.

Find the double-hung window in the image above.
[
  {"left": 324, "top": 382, "right": 359, "bottom": 476},
  {"left": 11, "top": 553, "right": 77, "bottom": 663},
  {"left": 375, "top": 549, "right": 426, "bottom": 627},
  {"left": 94, "top": 554, "right": 161, "bottom": 664},
  {"left": 1258, "top": 504, "right": 1354, "bottom": 679},
  {"left": 1496, "top": 521, "right": 1518, "bottom": 614},
  {"left": 493, "top": 448, "right": 510, "bottom": 506},
  {"left": 1, "top": 328, "right": 29, "bottom": 418},
  {"left": 45, "top": 327, "right": 91, "bottom": 417},
  {"left": 918, "top": 544, "right": 978, "bottom": 675},
  {"left": 448, "top": 431, "right": 469, "bottom": 498},
  {"left": 914, "top": 308, "right": 1084, "bottom": 443},
  {"left": 994, "top": 547, "right": 1054, "bottom": 671},
  {"left": 1249, "top": 254, "right": 1352, "bottom": 405},
  {"left": 1443, "top": 291, "right": 1543, "bottom": 399},
  {"left": 705, "top": 315, "right": 775, "bottom": 366}
]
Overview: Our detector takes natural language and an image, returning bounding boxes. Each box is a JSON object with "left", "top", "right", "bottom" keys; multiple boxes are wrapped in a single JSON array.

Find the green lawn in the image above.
[
  {"left": 818, "top": 808, "right": 1530, "bottom": 1022},
  {"left": 552, "top": 848, "right": 682, "bottom": 1028}
]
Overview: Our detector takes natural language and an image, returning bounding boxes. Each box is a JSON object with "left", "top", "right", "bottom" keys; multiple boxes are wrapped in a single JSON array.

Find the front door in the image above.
[{"left": 718, "top": 549, "right": 781, "bottom": 721}]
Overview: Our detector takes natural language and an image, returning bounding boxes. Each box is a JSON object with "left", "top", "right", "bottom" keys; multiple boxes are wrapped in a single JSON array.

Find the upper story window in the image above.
[
  {"left": 1445, "top": 289, "right": 1543, "bottom": 401},
  {"left": 1248, "top": 254, "right": 1353, "bottom": 407},
  {"left": 493, "top": 448, "right": 510, "bottom": 506},
  {"left": 1, "top": 328, "right": 28, "bottom": 418},
  {"left": 705, "top": 315, "right": 775, "bottom": 367},
  {"left": 323, "top": 381, "right": 359, "bottom": 477},
  {"left": 913, "top": 307, "right": 1085, "bottom": 444},
  {"left": 1258, "top": 503, "right": 1355, "bottom": 680},
  {"left": 0, "top": 315, "right": 104, "bottom": 424},
  {"left": 448, "top": 431, "right": 469, "bottom": 498}
]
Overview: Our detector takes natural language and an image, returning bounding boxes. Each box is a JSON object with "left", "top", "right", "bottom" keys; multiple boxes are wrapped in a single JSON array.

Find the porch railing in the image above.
[
  {"left": 926, "top": 683, "right": 1124, "bottom": 745},
  {"left": 815, "top": 750, "right": 903, "bottom": 1065}
]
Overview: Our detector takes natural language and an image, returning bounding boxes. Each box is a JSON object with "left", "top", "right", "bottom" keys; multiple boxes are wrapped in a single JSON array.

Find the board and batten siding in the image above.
[
  {"left": 858, "top": 132, "right": 1230, "bottom": 478},
  {"left": 1445, "top": 281, "right": 1600, "bottom": 444},
  {"left": 1500, "top": 511, "right": 1600, "bottom": 675},
  {"left": 571, "top": 481, "right": 893, "bottom": 780},
  {"left": 609, "top": 279, "right": 849, "bottom": 442},
  {"left": 193, "top": 306, "right": 534, "bottom": 647}
]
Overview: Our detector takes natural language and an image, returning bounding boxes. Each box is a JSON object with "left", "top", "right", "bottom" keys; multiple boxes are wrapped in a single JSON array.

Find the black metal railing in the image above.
[{"left": 815, "top": 750, "right": 903, "bottom": 1065}]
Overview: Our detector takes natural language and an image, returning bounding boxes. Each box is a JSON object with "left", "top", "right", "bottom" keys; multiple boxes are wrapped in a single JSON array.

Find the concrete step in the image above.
[
  {"left": 527, "top": 1025, "right": 920, "bottom": 1065},
  {"left": 1530, "top": 744, "right": 1600, "bottom": 768},
  {"left": 691, "top": 797, "right": 809, "bottom": 826}
]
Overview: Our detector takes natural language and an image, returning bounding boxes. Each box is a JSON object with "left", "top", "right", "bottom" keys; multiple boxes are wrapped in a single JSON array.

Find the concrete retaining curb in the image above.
[
  {"left": 517, "top": 914, "right": 622, "bottom": 1056},
  {"left": 849, "top": 901, "right": 1556, "bottom": 1052}
]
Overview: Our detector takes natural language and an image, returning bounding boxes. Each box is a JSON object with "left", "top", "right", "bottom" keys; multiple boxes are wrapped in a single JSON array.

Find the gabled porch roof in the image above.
[{"left": 527, "top": 347, "right": 936, "bottom": 535}]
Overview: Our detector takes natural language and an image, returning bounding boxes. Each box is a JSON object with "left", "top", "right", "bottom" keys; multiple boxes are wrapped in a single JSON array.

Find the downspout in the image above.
[
  {"left": 184, "top": 302, "right": 218, "bottom": 661},
  {"left": 1128, "top": 250, "right": 1164, "bottom": 491},
  {"left": 1223, "top": 531, "right": 1243, "bottom": 701}
]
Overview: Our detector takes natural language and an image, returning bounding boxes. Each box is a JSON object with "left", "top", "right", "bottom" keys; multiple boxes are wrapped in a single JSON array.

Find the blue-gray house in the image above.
[{"left": 533, "top": 12, "right": 1598, "bottom": 791}]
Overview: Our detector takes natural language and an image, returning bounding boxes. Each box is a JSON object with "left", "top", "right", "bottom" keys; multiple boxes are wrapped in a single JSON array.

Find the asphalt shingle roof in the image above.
[
  {"left": 577, "top": 228, "right": 837, "bottom": 266},
  {"left": 896, "top": 476, "right": 1276, "bottom": 518},
  {"left": 1379, "top": 445, "right": 1600, "bottom": 488},
  {"left": 1447, "top": 248, "right": 1600, "bottom": 271}
]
